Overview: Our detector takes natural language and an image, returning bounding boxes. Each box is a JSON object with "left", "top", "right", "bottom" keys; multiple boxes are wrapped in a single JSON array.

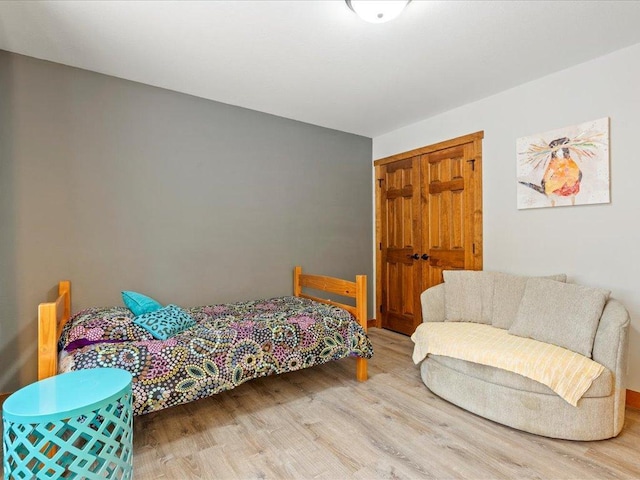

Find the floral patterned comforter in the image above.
[{"left": 58, "top": 296, "right": 373, "bottom": 415}]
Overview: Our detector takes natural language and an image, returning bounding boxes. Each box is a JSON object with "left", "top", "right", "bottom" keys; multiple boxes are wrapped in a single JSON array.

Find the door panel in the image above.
[
  {"left": 379, "top": 157, "right": 421, "bottom": 335},
  {"left": 423, "top": 145, "right": 468, "bottom": 274}
]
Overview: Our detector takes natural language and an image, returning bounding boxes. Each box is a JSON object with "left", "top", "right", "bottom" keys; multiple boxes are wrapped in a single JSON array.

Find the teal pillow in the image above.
[
  {"left": 122, "top": 291, "right": 163, "bottom": 316},
  {"left": 133, "top": 304, "right": 196, "bottom": 340}
]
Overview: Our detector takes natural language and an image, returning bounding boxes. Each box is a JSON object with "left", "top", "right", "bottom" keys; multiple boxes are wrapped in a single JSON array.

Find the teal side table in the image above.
[{"left": 2, "top": 368, "right": 133, "bottom": 479}]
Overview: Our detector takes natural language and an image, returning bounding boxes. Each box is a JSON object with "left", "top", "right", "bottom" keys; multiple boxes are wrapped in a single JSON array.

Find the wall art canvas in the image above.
[{"left": 516, "top": 117, "right": 610, "bottom": 209}]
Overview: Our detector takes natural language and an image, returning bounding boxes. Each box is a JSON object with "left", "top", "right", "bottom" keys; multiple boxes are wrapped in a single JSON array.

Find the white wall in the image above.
[{"left": 374, "top": 42, "right": 640, "bottom": 391}]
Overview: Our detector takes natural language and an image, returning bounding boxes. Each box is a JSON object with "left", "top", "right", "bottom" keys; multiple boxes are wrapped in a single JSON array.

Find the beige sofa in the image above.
[{"left": 414, "top": 271, "right": 630, "bottom": 441}]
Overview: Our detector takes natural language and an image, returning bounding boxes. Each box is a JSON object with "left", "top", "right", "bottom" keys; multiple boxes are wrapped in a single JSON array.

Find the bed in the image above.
[{"left": 37, "top": 266, "right": 373, "bottom": 416}]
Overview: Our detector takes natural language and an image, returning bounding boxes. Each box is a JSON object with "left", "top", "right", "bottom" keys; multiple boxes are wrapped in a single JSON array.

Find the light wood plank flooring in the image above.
[
  {"left": 1, "top": 329, "right": 638, "bottom": 479},
  {"left": 131, "top": 328, "right": 640, "bottom": 479}
]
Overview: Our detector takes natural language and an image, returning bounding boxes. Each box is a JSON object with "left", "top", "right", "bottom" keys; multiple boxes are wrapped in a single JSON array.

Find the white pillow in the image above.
[
  {"left": 491, "top": 272, "right": 567, "bottom": 329},
  {"left": 509, "top": 278, "right": 610, "bottom": 358},
  {"left": 443, "top": 270, "right": 494, "bottom": 324}
]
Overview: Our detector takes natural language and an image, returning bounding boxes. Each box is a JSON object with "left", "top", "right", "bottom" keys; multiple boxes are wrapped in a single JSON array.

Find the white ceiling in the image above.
[{"left": 1, "top": 1, "right": 640, "bottom": 138}]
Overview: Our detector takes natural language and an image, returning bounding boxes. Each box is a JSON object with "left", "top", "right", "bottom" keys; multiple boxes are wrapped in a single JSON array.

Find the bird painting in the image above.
[
  {"left": 519, "top": 137, "right": 583, "bottom": 206},
  {"left": 516, "top": 118, "right": 609, "bottom": 209}
]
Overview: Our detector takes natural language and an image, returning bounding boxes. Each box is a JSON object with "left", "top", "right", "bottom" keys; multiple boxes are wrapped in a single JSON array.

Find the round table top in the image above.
[{"left": 2, "top": 368, "right": 133, "bottom": 423}]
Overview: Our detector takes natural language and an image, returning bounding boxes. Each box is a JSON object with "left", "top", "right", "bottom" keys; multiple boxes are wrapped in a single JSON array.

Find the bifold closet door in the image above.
[
  {"left": 375, "top": 132, "right": 483, "bottom": 336},
  {"left": 420, "top": 141, "right": 482, "bottom": 289},
  {"left": 378, "top": 156, "right": 423, "bottom": 336}
]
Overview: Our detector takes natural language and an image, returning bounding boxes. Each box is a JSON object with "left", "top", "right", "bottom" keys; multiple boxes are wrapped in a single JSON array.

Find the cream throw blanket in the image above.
[{"left": 411, "top": 322, "right": 604, "bottom": 406}]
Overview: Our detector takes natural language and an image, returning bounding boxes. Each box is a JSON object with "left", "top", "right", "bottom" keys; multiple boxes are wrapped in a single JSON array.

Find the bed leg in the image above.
[{"left": 356, "top": 358, "right": 367, "bottom": 382}]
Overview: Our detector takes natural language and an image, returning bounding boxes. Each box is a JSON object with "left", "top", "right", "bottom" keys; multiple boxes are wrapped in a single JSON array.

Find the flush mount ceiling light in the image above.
[{"left": 346, "top": 0, "right": 411, "bottom": 24}]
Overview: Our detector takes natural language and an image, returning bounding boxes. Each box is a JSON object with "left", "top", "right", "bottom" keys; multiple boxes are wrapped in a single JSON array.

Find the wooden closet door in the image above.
[
  {"left": 375, "top": 132, "right": 483, "bottom": 336},
  {"left": 378, "top": 156, "right": 422, "bottom": 335},
  {"left": 420, "top": 141, "right": 482, "bottom": 290}
]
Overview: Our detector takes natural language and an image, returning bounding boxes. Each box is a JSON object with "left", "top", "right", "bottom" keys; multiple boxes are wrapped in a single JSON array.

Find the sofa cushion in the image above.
[
  {"left": 443, "top": 270, "right": 493, "bottom": 324},
  {"left": 427, "top": 355, "right": 612, "bottom": 398},
  {"left": 412, "top": 321, "right": 604, "bottom": 405},
  {"left": 509, "top": 278, "right": 610, "bottom": 358},
  {"left": 492, "top": 273, "right": 567, "bottom": 329}
]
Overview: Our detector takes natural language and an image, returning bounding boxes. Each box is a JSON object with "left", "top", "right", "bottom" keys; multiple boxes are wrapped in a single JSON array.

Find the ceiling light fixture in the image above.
[{"left": 346, "top": 1, "right": 411, "bottom": 24}]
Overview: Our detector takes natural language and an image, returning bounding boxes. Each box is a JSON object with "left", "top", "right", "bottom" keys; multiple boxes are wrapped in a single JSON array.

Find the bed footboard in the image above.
[{"left": 293, "top": 266, "right": 368, "bottom": 381}]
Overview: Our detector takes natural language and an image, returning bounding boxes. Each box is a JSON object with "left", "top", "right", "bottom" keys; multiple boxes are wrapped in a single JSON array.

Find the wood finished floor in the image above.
[{"left": 131, "top": 328, "right": 640, "bottom": 480}]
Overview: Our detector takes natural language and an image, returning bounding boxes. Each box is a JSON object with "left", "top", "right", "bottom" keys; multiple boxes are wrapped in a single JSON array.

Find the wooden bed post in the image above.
[
  {"left": 293, "top": 266, "right": 302, "bottom": 297},
  {"left": 59, "top": 280, "right": 71, "bottom": 322},
  {"left": 38, "top": 302, "right": 58, "bottom": 381},
  {"left": 38, "top": 281, "right": 72, "bottom": 380},
  {"left": 355, "top": 274, "right": 368, "bottom": 382}
]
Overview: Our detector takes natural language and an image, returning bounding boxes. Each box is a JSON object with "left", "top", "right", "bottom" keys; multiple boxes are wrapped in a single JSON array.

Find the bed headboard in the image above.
[{"left": 38, "top": 280, "right": 71, "bottom": 380}]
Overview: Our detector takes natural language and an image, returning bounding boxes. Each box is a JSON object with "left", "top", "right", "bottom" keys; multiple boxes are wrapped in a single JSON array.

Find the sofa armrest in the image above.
[
  {"left": 420, "top": 283, "right": 446, "bottom": 323},
  {"left": 592, "top": 298, "right": 630, "bottom": 380},
  {"left": 592, "top": 298, "right": 629, "bottom": 435}
]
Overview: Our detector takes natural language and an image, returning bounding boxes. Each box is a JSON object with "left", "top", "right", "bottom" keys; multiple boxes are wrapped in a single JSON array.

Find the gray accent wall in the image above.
[{"left": 0, "top": 50, "right": 372, "bottom": 392}]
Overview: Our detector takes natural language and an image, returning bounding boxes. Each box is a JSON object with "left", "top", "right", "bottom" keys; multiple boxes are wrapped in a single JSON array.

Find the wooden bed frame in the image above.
[{"left": 38, "top": 266, "right": 368, "bottom": 382}]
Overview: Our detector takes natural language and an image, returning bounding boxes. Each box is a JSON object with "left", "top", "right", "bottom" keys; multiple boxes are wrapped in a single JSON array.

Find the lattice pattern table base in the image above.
[{"left": 3, "top": 388, "right": 132, "bottom": 479}]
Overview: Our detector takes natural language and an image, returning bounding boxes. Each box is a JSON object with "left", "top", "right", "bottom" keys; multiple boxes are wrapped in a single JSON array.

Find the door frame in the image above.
[{"left": 373, "top": 131, "right": 484, "bottom": 328}]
